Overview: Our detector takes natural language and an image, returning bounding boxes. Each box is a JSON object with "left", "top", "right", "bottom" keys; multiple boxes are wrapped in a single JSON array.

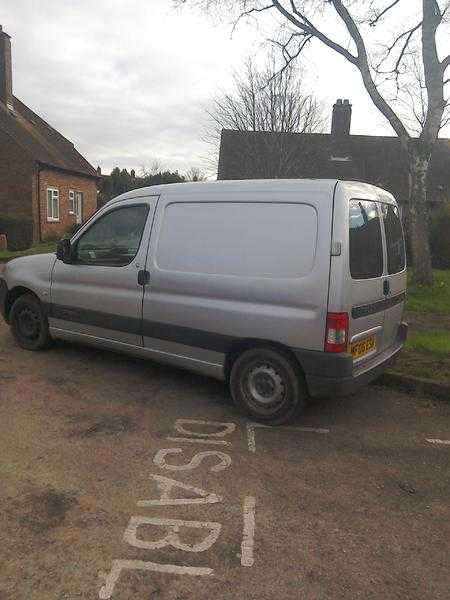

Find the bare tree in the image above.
[
  {"left": 205, "top": 56, "right": 325, "bottom": 178},
  {"left": 178, "top": 0, "right": 450, "bottom": 285},
  {"left": 185, "top": 167, "right": 208, "bottom": 181}
]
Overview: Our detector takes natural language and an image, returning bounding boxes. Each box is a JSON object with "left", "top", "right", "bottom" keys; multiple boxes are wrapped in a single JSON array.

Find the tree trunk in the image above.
[{"left": 408, "top": 150, "right": 434, "bottom": 286}]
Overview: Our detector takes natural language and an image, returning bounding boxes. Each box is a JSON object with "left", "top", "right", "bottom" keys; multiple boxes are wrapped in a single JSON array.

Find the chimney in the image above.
[
  {"left": 331, "top": 99, "right": 352, "bottom": 138},
  {"left": 0, "top": 25, "right": 13, "bottom": 110}
]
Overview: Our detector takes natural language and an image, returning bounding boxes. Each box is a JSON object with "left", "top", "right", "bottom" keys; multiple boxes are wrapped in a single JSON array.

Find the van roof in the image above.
[{"left": 106, "top": 179, "right": 396, "bottom": 206}]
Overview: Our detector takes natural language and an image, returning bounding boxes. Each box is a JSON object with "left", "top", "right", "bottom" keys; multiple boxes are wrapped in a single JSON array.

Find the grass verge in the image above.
[
  {"left": 390, "top": 270, "right": 450, "bottom": 387},
  {"left": 407, "top": 269, "right": 450, "bottom": 315},
  {"left": 406, "top": 330, "right": 450, "bottom": 355},
  {"left": 390, "top": 348, "right": 450, "bottom": 384}
]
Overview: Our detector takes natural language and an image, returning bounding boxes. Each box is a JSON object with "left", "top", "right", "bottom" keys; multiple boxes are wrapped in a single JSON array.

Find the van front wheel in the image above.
[
  {"left": 10, "top": 294, "right": 51, "bottom": 351},
  {"left": 230, "top": 347, "right": 306, "bottom": 425}
]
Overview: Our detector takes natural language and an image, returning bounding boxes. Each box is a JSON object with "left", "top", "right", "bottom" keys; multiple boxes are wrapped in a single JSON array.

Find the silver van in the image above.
[{"left": 0, "top": 180, "right": 407, "bottom": 424}]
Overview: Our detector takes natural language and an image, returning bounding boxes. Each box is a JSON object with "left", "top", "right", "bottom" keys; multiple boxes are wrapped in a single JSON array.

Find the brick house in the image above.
[
  {"left": 0, "top": 26, "right": 100, "bottom": 245},
  {"left": 218, "top": 99, "right": 450, "bottom": 211}
]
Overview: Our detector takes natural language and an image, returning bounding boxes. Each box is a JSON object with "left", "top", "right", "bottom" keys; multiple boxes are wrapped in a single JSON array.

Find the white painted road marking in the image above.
[
  {"left": 174, "top": 419, "right": 236, "bottom": 438},
  {"left": 99, "top": 559, "right": 212, "bottom": 599},
  {"left": 124, "top": 516, "right": 222, "bottom": 552},
  {"left": 167, "top": 437, "right": 231, "bottom": 446},
  {"left": 153, "top": 448, "right": 232, "bottom": 472},
  {"left": 137, "top": 473, "right": 222, "bottom": 506},
  {"left": 99, "top": 417, "right": 250, "bottom": 598},
  {"left": 241, "top": 496, "right": 256, "bottom": 567},
  {"left": 246, "top": 423, "right": 256, "bottom": 453},
  {"left": 246, "top": 422, "right": 330, "bottom": 453},
  {"left": 426, "top": 438, "right": 450, "bottom": 445}
]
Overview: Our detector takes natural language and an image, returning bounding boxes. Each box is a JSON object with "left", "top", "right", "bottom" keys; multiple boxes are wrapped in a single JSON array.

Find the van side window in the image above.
[
  {"left": 349, "top": 200, "right": 383, "bottom": 279},
  {"left": 74, "top": 204, "right": 149, "bottom": 266},
  {"left": 380, "top": 203, "right": 406, "bottom": 274}
]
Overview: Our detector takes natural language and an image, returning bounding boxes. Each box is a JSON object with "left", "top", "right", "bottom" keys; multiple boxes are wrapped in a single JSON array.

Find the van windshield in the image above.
[
  {"left": 349, "top": 200, "right": 383, "bottom": 279},
  {"left": 380, "top": 203, "right": 406, "bottom": 274}
]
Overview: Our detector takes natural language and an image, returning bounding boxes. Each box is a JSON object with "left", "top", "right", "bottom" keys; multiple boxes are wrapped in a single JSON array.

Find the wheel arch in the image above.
[
  {"left": 224, "top": 338, "right": 306, "bottom": 383},
  {"left": 4, "top": 286, "right": 40, "bottom": 322}
]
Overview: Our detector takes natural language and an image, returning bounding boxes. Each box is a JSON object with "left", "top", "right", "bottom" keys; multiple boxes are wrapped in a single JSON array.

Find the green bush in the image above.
[
  {"left": 0, "top": 215, "right": 34, "bottom": 251},
  {"left": 42, "top": 231, "right": 62, "bottom": 243},
  {"left": 430, "top": 205, "right": 450, "bottom": 269},
  {"left": 65, "top": 223, "right": 82, "bottom": 238}
]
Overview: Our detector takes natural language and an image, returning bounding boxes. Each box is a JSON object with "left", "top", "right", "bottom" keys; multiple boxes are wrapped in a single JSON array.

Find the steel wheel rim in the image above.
[
  {"left": 242, "top": 362, "right": 287, "bottom": 415},
  {"left": 17, "top": 307, "right": 41, "bottom": 341}
]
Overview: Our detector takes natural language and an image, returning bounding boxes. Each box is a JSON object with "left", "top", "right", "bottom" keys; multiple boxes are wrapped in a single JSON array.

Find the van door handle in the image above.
[
  {"left": 383, "top": 279, "right": 390, "bottom": 296},
  {"left": 137, "top": 270, "right": 150, "bottom": 286}
]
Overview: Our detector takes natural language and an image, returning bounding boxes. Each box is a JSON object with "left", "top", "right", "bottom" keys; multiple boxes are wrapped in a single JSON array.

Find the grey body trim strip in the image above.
[
  {"left": 48, "top": 303, "right": 237, "bottom": 353},
  {"left": 352, "top": 292, "right": 405, "bottom": 319},
  {"left": 49, "top": 304, "right": 141, "bottom": 335}
]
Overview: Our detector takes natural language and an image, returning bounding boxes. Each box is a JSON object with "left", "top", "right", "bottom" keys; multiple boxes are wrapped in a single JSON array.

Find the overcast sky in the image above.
[{"left": 2, "top": 1, "right": 449, "bottom": 176}]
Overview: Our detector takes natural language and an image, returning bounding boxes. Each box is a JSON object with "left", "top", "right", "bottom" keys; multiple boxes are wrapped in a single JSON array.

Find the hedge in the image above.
[
  {"left": 430, "top": 206, "right": 450, "bottom": 269},
  {"left": 0, "top": 215, "right": 34, "bottom": 251}
]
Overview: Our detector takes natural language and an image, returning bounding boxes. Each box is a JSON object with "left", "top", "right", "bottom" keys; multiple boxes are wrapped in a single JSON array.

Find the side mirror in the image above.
[{"left": 56, "top": 238, "right": 73, "bottom": 263}]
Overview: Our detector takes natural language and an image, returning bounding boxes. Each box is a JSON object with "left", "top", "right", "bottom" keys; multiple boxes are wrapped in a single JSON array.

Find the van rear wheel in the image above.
[
  {"left": 10, "top": 294, "right": 51, "bottom": 351},
  {"left": 230, "top": 347, "right": 306, "bottom": 425}
]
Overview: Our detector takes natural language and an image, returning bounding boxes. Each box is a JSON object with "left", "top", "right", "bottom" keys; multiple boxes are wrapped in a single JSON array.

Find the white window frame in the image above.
[
  {"left": 68, "top": 190, "right": 75, "bottom": 215},
  {"left": 47, "top": 187, "right": 60, "bottom": 222},
  {"left": 74, "top": 191, "right": 83, "bottom": 224}
]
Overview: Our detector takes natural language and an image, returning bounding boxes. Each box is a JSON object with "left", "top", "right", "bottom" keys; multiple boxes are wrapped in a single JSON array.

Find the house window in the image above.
[
  {"left": 47, "top": 188, "right": 60, "bottom": 222},
  {"left": 69, "top": 190, "right": 75, "bottom": 214},
  {"left": 75, "top": 191, "right": 83, "bottom": 224}
]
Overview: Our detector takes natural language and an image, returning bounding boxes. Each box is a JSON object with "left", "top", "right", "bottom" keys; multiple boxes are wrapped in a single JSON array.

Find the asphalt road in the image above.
[{"left": 0, "top": 318, "right": 449, "bottom": 600}]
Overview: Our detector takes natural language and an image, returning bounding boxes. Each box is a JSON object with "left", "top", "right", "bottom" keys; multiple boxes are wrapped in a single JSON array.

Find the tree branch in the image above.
[
  {"left": 329, "top": 0, "right": 410, "bottom": 146},
  {"left": 231, "top": 3, "right": 274, "bottom": 36},
  {"left": 420, "top": 0, "right": 446, "bottom": 149},
  {"left": 369, "top": 0, "right": 403, "bottom": 26},
  {"left": 269, "top": 33, "right": 313, "bottom": 81},
  {"left": 269, "top": 0, "right": 411, "bottom": 145},
  {"left": 271, "top": 0, "right": 359, "bottom": 65},
  {"left": 442, "top": 54, "right": 450, "bottom": 72},
  {"left": 374, "top": 21, "right": 422, "bottom": 86}
]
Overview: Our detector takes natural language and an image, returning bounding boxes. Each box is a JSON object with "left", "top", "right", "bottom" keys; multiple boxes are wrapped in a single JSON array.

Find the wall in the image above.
[
  {"left": 0, "top": 128, "right": 34, "bottom": 219},
  {"left": 38, "top": 168, "right": 98, "bottom": 239}
]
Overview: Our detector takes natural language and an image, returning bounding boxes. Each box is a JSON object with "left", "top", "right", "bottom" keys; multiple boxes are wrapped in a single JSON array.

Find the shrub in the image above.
[
  {"left": 65, "top": 223, "right": 82, "bottom": 238},
  {"left": 430, "top": 205, "right": 450, "bottom": 269},
  {"left": 0, "top": 215, "right": 34, "bottom": 251},
  {"left": 42, "top": 231, "right": 62, "bottom": 243}
]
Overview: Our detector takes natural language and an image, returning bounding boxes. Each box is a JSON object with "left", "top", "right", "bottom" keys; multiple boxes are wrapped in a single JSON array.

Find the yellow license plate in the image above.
[{"left": 351, "top": 335, "right": 376, "bottom": 359}]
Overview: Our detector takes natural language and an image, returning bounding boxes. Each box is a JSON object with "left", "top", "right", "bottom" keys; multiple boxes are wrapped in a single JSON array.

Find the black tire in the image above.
[
  {"left": 229, "top": 347, "right": 307, "bottom": 425},
  {"left": 10, "top": 294, "right": 51, "bottom": 351}
]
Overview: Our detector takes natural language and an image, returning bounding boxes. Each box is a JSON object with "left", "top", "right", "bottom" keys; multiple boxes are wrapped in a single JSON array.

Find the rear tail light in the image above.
[{"left": 324, "top": 312, "right": 349, "bottom": 353}]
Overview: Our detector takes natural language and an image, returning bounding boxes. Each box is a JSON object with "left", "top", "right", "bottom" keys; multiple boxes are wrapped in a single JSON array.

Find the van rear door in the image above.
[
  {"left": 379, "top": 202, "right": 407, "bottom": 351},
  {"left": 348, "top": 199, "right": 386, "bottom": 364}
]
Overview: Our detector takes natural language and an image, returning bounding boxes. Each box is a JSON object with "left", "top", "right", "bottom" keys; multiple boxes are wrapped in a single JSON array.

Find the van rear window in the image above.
[
  {"left": 156, "top": 202, "right": 317, "bottom": 278},
  {"left": 349, "top": 200, "right": 383, "bottom": 279},
  {"left": 380, "top": 203, "right": 406, "bottom": 274}
]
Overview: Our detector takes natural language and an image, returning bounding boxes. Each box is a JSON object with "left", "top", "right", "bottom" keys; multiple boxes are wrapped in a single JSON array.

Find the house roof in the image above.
[
  {"left": 218, "top": 129, "right": 450, "bottom": 204},
  {"left": 0, "top": 96, "right": 99, "bottom": 179}
]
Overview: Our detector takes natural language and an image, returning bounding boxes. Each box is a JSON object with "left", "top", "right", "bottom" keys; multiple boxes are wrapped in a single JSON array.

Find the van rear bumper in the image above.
[{"left": 294, "top": 322, "right": 408, "bottom": 398}]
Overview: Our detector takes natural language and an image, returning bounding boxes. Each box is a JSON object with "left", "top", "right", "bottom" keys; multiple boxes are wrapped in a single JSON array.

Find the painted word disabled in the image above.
[{"left": 99, "top": 418, "right": 256, "bottom": 599}]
